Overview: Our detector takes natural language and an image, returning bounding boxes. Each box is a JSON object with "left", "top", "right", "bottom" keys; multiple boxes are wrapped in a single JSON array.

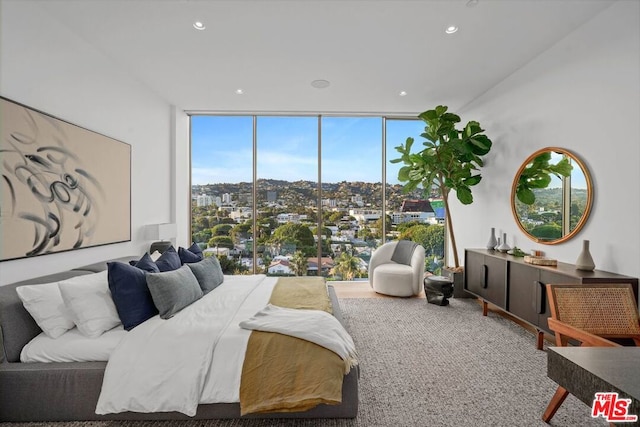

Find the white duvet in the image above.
[{"left": 95, "top": 274, "right": 277, "bottom": 416}]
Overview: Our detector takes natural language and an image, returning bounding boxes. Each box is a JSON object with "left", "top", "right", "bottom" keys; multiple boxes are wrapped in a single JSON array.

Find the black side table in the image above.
[{"left": 424, "top": 275, "right": 454, "bottom": 306}]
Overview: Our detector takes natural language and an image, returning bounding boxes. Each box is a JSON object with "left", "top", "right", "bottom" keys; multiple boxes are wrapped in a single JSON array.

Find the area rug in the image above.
[{"left": 0, "top": 298, "right": 607, "bottom": 427}]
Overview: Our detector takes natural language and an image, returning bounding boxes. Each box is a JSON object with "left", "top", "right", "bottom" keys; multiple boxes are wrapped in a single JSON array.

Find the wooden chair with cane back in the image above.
[{"left": 542, "top": 283, "right": 640, "bottom": 424}]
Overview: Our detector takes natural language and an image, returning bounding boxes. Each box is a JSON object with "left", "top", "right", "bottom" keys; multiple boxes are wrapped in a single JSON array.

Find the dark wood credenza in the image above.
[{"left": 463, "top": 249, "right": 639, "bottom": 349}]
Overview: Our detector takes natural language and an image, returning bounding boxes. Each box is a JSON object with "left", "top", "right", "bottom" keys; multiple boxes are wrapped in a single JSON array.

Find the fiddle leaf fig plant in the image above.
[
  {"left": 391, "top": 105, "right": 492, "bottom": 269},
  {"left": 515, "top": 151, "right": 573, "bottom": 205}
]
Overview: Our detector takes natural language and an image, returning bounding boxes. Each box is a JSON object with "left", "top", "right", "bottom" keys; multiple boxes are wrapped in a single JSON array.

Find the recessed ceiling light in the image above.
[
  {"left": 235, "top": 89, "right": 244, "bottom": 95},
  {"left": 311, "top": 79, "right": 330, "bottom": 89},
  {"left": 399, "top": 91, "right": 407, "bottom": 97},
  {"left": 193, "top": 21, "right": 206, "bottom": 30},
  {"left": 445, "top": 25, "right": 458, "bottom": 34},
  {"left": 466, "top": 0, "right": 479, "bottom": 7}
]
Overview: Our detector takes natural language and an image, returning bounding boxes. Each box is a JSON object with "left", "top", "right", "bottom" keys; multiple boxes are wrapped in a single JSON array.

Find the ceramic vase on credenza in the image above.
[
  {"left": 575, "top": 239, "right": 595, "bottom": 271},
  {"left": 486, "top": 228, "right": 497, "bottom": 250},
  {"left": 497, "top": 233, "right": 511, "bottom": 252}
]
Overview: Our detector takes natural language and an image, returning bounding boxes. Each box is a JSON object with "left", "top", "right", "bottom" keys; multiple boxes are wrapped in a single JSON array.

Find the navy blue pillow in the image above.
[
  {"left": 187, "top": 242, "right": 203, "bottom": 257},
  {"left": 155, "top": 246, "right": 181, "bottom": 272},
  {"left": 178, "top": 246, "right": 203, "bottom": 264},
  {"left": 128, "top": 252, "right": 160, "bottom": 272},
  {"left": 107, "top": 262, "right": 159, "bottom": 330}
]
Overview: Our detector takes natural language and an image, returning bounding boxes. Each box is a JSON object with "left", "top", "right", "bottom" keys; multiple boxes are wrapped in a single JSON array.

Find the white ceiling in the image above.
[{"left": 34, "top": 0, "right": 613, "bottom": 114}]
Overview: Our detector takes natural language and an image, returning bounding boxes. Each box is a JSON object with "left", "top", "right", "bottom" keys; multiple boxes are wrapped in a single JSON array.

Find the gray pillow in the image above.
[
  {"left": 391, "top": 240, "right": 418, "bottom": 265},
  {"left": 186, "top": 256, "right": 224, "bottom": 294},
  {"left": 146, "top": 265, "right": 203, "bottom": 319}
]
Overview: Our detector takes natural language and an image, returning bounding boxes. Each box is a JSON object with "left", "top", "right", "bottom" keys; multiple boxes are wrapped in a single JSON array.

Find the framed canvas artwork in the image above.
[{"left": 0, "top": 96, "right": 131, "bottom": 261}]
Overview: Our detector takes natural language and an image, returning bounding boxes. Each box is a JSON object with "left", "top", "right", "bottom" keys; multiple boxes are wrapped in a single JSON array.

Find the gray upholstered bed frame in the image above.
[{"left": 0, "top": 256, "right": 359, "bottom": 421}]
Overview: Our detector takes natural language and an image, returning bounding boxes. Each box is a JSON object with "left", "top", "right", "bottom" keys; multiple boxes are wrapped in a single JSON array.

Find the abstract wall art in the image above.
[{"left": 0, "top": 96, "right": 131, "bottom": 261}]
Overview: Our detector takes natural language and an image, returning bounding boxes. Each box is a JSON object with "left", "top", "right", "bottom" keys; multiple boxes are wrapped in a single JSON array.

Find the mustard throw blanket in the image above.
[{"left": 239, "top": 277, "right": 347, "bottom": 415}]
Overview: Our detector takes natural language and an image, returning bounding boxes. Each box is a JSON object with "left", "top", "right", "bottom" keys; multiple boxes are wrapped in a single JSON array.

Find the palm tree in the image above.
[
  {"left": 331, "top": 252, "right": 361, "bottom": 281},
  {"left": 290, "top": 250, "right": 308, "bottom": 276}
]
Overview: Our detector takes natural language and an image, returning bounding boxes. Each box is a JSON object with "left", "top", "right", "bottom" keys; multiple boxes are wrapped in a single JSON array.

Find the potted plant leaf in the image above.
[
  {"left": 391, "top": 106, "right": 493, "bottom": 294},
  {"left": 515, "top": 151, "right": 573, "bottom": 205}
]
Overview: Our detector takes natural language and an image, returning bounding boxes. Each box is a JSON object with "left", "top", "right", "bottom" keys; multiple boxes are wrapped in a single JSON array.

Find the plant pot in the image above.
[{"left": 443, "top": 267, "right": 471, "bottom": 298}]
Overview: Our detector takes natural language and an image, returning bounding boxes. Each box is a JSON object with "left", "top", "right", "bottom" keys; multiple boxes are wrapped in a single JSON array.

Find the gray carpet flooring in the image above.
[{"left": 0, "top": 297, "right": 607, "bottom": 427}]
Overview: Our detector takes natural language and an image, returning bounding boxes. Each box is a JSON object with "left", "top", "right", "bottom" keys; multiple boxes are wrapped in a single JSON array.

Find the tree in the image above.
[
  {"left": 373, "top": 215, "right": 392, "bottom": 239},
  {"left": 211, "top": 224, "right": 233, "bottom": 236},
  {"left": 213, "top": 254, "right": 246, "bottom": 274},
  {"left": 358, "top": 226, "right": 374, "bottom": 242},
  {"left": 328, "top": 211, "right": 346, "bottom": 223},
  {"left": 231, "top": 222, "right": 252, "bottom": 242},
  {"left": 399, "top": 223, "right": 428, "bottom": 245},
  {"left": 331, "top": 252, "right": 361, "bottom": 280},
  {"left": 208, "top": 236, "right": 234, "bottom": 249},
  {"left": 271, "top": 223, "right": 314, "bottom": 246},
  {"left": 530, "top": 224, "right": 562, "bottom": 240},
  {"left": 392, "top": 105, "right": 493, "bottom": 268},
  {"left": 192, "top": 228, "right": 212, "bottom": 245},
  {"left": 290, "top": 250, "right": 308, "bottom": 276},
  {"left": 396, "top": 221, "right": 422, "bottom": 233},
  {"left": 311, "top": 226, "right": 332, "bottom": 238},
  {"left": 398, "top": 223, "right": 444, "bottom": 258},
  {"left": 423, "top": 224, "right": 445, "bottom": 258},
  {"left": 261, "top": 253, "right": 272, "bottom": 273},
  {"left": 193, "top": 216, "right": 211, "bottom": 231},
  {"left": 271, "top": 223, "right": 315, "bottom": 256}
]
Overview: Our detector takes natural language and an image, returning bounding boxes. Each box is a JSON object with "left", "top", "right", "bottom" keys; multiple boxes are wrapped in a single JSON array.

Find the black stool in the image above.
[{"left": 424, "top": 275, "right": 454, "bottom": 306}]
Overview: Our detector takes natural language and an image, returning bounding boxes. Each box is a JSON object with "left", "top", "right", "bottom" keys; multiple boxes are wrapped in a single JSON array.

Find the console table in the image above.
[
  {"left": 463, "top": 249, "right": 639, "bottom": 349},
  {"left": 547, "top": 347, "right": 640, "bottom": 422}
]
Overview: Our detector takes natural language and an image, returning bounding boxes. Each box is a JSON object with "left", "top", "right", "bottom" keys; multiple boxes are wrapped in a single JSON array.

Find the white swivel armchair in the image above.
[{"left": 368, "top": 241, "right": 425, "bottom": 297}]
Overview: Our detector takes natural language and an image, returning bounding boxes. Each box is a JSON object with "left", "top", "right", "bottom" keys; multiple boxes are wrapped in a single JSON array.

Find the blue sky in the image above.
[{"left": 190, "top": 115, "right": 425, "bottom": 185}]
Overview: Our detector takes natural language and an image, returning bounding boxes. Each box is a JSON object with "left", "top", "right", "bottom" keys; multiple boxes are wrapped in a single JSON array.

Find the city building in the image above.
[
  {"left": 196, "top": 194, "right": 214, "bottom": 207},
  {"left": 390, "top": 199, "right": 437, "bottom": 225},
  {"left": 348, "top": 209, "right": 381, "bottom": 224}
]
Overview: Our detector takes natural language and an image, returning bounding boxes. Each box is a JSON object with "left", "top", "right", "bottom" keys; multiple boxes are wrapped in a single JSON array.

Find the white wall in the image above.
[
  {"left": 454, "top": 1, "right": 640, "bottom": 278},
  {"left": 0, "top": 2, "right": 177, "bottom": 285}
]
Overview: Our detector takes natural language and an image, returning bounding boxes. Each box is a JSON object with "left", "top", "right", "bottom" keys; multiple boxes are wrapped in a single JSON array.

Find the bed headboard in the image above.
[
  {"left": 0, "top": 255, "right": 138, "bottom": 363},
  {"left": 0, "top": 271, "right": 94, "bottom": 363}
]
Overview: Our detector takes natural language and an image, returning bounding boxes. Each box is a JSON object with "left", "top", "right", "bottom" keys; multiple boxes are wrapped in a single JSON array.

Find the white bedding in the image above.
[
  {"left": 20, "top": 326, "right": 127, "bottom": 363},
  {"left": 95, "top": 274, "right": 277, "bottom": 416}
]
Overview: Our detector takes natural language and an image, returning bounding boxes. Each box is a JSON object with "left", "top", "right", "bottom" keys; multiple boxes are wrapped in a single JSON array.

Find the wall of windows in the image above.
[{"left": 190, "top": 114, "right": 445, "bottom": 278}]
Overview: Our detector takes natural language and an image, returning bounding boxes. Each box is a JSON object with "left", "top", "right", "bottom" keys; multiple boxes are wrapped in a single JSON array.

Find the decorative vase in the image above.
[
  {"left": 494, "top": 237, "right": 501, "bottom": 251},
  {"left": 486, "top": 228, "right": 497, "bottom": 250},
  {"left": 497, "top": 233, "right": 511, "bottom": 252},
  {"left": 575, "top": 239, "right": 595, "bottom": 271}
]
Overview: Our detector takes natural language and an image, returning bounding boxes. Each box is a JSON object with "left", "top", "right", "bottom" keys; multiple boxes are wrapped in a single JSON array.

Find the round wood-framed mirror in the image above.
[{"left": 511, "top": 147, "right": 593, "bottom": 245}]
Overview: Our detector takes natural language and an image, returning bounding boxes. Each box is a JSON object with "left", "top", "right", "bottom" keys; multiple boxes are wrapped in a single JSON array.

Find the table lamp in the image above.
[{"left": 147, "top": 223, "right": 177, "bottom": 254}]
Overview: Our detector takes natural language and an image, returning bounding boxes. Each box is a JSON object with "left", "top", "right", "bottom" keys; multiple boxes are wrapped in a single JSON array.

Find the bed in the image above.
[{"left": 0, "top": 254, "right": 359, "bottom": 422}]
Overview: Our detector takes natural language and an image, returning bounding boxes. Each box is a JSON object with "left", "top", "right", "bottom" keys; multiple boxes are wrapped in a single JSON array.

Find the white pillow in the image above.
[
  {"left": 16, "top": 282, "right": 76, "bottom": 339},
  {"left": 58, "top": 270, "right": 121, "bottom": 338}
]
